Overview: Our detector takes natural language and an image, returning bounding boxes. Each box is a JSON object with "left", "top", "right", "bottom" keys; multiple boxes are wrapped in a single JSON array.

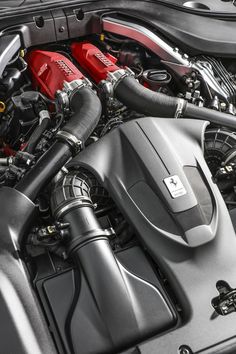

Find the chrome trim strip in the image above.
[{"left": 102, "top": 17, "right": 191, "bottom": 66}]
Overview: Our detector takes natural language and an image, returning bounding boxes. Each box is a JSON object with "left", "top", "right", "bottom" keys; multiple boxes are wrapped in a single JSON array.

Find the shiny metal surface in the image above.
[{"left": 102, "top": 17, "right": 190, "bottom": 66}]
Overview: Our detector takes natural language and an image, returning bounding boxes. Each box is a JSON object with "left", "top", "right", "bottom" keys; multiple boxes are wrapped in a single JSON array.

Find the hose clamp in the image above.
[
  {"left": 175, "top": 98, "right": 186, "bottom": 118},
  {"left": 56, "top": 78, "right": 92, "bottom": 115},
  {"left": 68, "top": 227, "right": 115, "bottom": 254},
  {"left": 39, "top": 109, "right": 50, "bottom": 124},
  {"left": 107, "top": 68, "right": 135, "bottom": 90},
  {"left": 56, "top": 130, "right": 83, "bottom": 154},
  {"left": 55, "top": 197, "right": 93, "bottom": 219},
  {"left": 63, "top": 78, "right": 92, "bottom": 96}
]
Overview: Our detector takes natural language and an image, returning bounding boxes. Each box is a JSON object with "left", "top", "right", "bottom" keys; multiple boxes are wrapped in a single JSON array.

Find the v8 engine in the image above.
[{"left": 2, "top": 6, "right": 236, "bottom": 354}]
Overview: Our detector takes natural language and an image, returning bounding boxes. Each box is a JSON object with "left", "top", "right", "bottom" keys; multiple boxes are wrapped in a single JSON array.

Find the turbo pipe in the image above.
[{"left": 16, "top": 85, "right": 102, "bottom": 201}]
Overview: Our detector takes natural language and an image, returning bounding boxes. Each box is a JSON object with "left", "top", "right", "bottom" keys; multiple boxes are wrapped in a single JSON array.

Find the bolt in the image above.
[
  {"left": 59, "top": 26, "right": 65, "bottom": 33},
  {"left": 179, "top": 346, "right": 192, "bottom": 354},
  {"left": 220, "top": 102, "right": 227, "bottom": 111},
  {"left": 180, "top": 349, "right": 190, "bottom": 354},
  {"left": 182, "top": 53, "right": 189, "bottom": 60},
  {"left": 74, "top": 8, "right": 84, "bottom": 21}
]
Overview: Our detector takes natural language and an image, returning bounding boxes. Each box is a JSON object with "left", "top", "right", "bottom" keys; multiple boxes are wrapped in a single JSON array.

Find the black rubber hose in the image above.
[
  {"left": 16, "top": 141, "right": 71, "bottom": 200},
  {"left": 25, "top": 118, "right": 50, "bottom": 154},
  {"left": 63, "top": 86, "right": 102, "bottom": 145},
  {"left": 115, "top": 75, "right": 236, "bottom": 130},
  {"left": 114, "top": 75, "right": 183, "bottom": 117},
  {"left": 184, "top": 103, "right": 236, "bottom": 130},
  {"left": 16, "top": 86, "right": 102, "bottom": 201}
]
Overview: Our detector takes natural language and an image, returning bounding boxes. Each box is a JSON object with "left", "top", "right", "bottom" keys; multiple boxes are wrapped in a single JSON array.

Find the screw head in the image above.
[
  {"left": 59, "top": 26, "right": 65, "bottom": 33},
  {"left": 179, "top": 345, "right": 192, "bottom": 354},
  {"left": 182, "top": 53, "right": 189, "bottom": 60}
]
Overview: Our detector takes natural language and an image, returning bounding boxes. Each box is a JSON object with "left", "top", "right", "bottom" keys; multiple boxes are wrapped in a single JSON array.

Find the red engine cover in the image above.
[
  {"left": 27, "top": 50, "right": 84, "bottom": 99},
  {"left": 71, "top": 42, "right": 119, "bottom": 83}
]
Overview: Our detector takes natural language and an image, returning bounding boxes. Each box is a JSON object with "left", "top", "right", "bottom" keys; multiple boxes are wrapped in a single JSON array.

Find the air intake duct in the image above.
[{"left": 50, "top": 170, "right": 176, "bottom": 353}]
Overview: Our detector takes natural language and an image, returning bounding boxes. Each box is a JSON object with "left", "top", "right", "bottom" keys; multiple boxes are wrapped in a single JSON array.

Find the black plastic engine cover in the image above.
[
  {"left": 70, "top": 117, "right": 214, "bottom": 248},
  {"left": 69, "top": 118, "right": 236, "bottom": 353},
  {"left": 36, "top": 245, "right": 177, "bottom": 354}
]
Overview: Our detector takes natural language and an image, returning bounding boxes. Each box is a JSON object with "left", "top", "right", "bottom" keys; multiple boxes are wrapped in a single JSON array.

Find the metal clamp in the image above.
[
  {"left": 55, "top": 197, "right": 93, "bottom": 219},
  {"left": 67, "top": 227, "right": 115, "bottom": 253},
  {"left": 56, "top": 78, "right": 92, "bottom": 115},
  {"left": 175, "top": 98, "right": 186, "bottom": 118},
  {"left": 56, "top": 90, "right": 70, "bottom": 116},
  {"left": 107, "top": 68, "right": 135, "bottom": 90},
  {"left": 63, "top": 78, "right": 92, "bottom": 96},
  {"left": 56, "top": 130, "right": 83, "bottom": 154},
  {"left": 39, "top": 109, "right": 50, "bottom": 124}
]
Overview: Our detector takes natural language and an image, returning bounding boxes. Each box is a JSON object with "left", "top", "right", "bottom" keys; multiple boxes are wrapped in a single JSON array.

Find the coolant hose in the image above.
[
  {"left": 115, "top": 75, "right": 181, "bottom": 117},
  {"left": 184, "top": 102, "right": 236, "bottom": 129},
  {"left": 16, "top": 86, "right": 102, "bottom": 201},
  {"left": 115, "top": 75, "right": 236, "bottom": 129},
  {"left": 16, "top": 141, "right": 71, "bottom": 200},
  {"left": 63, "top": 86, "right": 101, "bottom": 143}
]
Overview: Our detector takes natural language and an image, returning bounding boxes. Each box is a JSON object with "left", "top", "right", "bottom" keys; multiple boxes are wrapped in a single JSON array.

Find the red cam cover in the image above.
[
  {"left": 27, "top": 50, "right": 84, "bottom": 99},
  {"left": 71, "top": 42, "right": 119, "bottom": 83}
]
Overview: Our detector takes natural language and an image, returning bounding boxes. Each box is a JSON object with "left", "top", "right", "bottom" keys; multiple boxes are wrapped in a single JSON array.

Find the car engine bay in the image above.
[{"left": 2, "top": 2, "right": 236, "bottom": 353}]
